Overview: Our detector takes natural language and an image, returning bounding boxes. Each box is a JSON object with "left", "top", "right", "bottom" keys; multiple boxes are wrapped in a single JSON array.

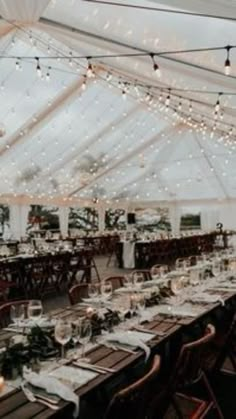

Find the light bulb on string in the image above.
[
  {"left": 150, "top": 53, "right": 161, "bottom": 77},
  {"left": 82, "top": 76, "right": 87, "bottom": 91},
  {"left": 165, "top": 91, "right": 170, "bottom": 106},
  {"left": 86, "top": 58, "right": 94, "bottom": 78},
  {"left": 69, "top": 52, "right": 73, "bottom": 67},
  {"left": 29, "top": 32, "right": 33, "bottom": 44},
  {"left": 35, "top": 57, "right": 42, "bottom": 78},
  {"left": 178, "top": 101, "right": 182, "bottom": 111},
  {"left": 122, "top": 89, "right": 127, "bottom": 100},
  {"left": 106, "top": 72, "right": 112, "bottom": 81},
  {"left": 46, "top": 66, "right": 51, "bottom": 82},
  {"left": 189, "top": 101, "right": 192, "bottom": 113},
  {"left": 224, "top": 46, "right": 232, "bottom": 75},
  {"left": 15, "top": 58, "right": 20, "bottom": 71},
  {"left": 215, "top": 93, "right": 221, "bottom": 112}
]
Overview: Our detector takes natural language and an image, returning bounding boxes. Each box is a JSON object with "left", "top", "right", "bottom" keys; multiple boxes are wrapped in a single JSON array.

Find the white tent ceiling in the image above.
[{"left": 0, "top": 0, "right": 235, "bottom": 208}]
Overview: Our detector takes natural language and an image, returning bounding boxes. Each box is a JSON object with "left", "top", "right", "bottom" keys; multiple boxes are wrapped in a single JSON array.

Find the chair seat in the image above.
[{"left": 164, "top": 393, "right": 207, "bottom": 418}]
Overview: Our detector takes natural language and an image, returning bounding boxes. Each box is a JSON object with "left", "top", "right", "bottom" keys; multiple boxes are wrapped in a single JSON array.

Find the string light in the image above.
[
  {"left": 215, "top": 93, "right": 221, "bottom": 112},
  {"left": 15, "top": 58, "right": 20, "bottom": 71},
  {"left": 35, "top": 57, "right": 42, "bottom": 78},
  {"left": 165, "top": 90, "right": 171, "bottom": 106},
  {"left": 82, "top": 76, "right": 87, "bottom": 90},
  {"left": 46, "top": 66, "right": 51, "bottom": 82},
  {"left": 106, "top": 72, "right": 112, "bottom": 81},
  {"left": 86, "top": 58, "right": 94, "bottom": 78},
  {"left": 224, "top": 46, "right": 231, "bottom": 75},
  {"left": 150, "top": 53, "right": 161, "bottom": 77},
  {"left": 69, "top": 52, "right": 73, "bottom": 67}
]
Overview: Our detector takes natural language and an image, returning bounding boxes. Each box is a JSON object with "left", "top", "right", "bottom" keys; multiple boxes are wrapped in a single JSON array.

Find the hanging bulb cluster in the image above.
[
  {"left": 150, "top": 53, "right": 161, "bottom": 77},
  {"left": 224, "top": 46, "right": 231, "bottom": 75}
]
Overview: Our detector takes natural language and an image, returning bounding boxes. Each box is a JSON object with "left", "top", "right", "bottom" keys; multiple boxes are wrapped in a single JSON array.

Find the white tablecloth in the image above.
[{"left": 122, "top": 241, "right": 135, "bottom": 269}]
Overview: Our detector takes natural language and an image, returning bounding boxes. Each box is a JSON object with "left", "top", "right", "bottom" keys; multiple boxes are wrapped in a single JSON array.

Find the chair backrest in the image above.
[
  {"left": 104, "top": 276, "right": 124, "bottom": 291},
  {"left": 208, "top": 314, "right": 236, "bottom": 373},
  {"left": 0, "top": 300, "right": 30, "bottom": 328},
  {"left": 104, "top": 355, "right": 161, "bottom": 419},
  {"left": 68, "top": 283, "right": 88, "bottom": 305},
  {"left": 169, "top": 324, "right": 215, "bottom": 391}
]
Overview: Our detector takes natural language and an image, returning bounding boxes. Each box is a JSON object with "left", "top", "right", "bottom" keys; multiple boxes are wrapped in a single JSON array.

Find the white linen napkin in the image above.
[
  {"left": 189, "top": 293, "right": 224, "bottom": 305},
  {"left": 156, "top": 304, "right": 199, "bottom": 318},
  {"left": 23, "top": 369, "right": 79, "bottom": 418},
  {"left": 102, "top": 331, "right": 151, "bottom": 361}
]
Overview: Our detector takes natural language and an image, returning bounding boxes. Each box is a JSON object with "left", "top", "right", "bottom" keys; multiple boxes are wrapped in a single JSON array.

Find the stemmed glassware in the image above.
[
  {"left": 88, "top": 283, "right": 99, "bottom": 300},
  {"left": 10, "top": 304, "right": 25, "bottom": 327},
  {"left": 133, "top": 272, "right": 144, "bottom": 289},
  {"left": 101, "top": 282, "right": 112, "bottom": 300},
  {"left": 123, "top": 274, "right": 132, "bottom": 289},
  {"left": 54, "top": 319, "right": 72, "bottom": 360},
  {"left": 27, "top": 300, "right": 43, "bottom": 322},
  {"left": 78, "top": 317, "right": 92, "bottom": 361},
  {"left": 136, "top": 294, "right": 145, "bottom": 324}
]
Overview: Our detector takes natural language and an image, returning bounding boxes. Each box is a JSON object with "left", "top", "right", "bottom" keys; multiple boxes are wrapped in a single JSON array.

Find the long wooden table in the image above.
[
  {"left": 116, "top": 233, "right": 218, "bottom": 269},
  {"left": 0, "top": 287, "right": 235, "bottom": 419}
]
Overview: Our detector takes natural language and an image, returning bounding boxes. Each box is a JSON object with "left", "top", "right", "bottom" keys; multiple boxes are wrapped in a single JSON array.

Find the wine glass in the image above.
[
  {"left": 54, "top": 319, "right": 72, "bottom": 360},
  {"left": 10, "top": 304, "right": 25, "bottom": 327},
  {"left": 133, "top": 272, "right": 144, "bottom": 289},
  {"left": 78, "top": 317, "right": 92, "bottom": 361},
  {"left": 101, "top": 282, "right": 112, "bottom": 300},
  {"left": 27, "top": 300, "right": 43, "bottom": 322},
  {"left": 123, "top": 274, "right": 132, "bottom": 289},
  {"left": 136, "top": 294, "right": 145, "bottom": 324},
  {"left": 88, "top": 283, "right": 99, "bottom": 300}
]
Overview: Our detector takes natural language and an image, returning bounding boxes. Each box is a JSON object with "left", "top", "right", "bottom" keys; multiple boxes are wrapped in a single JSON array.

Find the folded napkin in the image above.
[
  {"left": 189, "top": 293, "right": 224, "bottom": 305},
  {"left": 142, "top": 279, "right": 164, "bottom": 288},
  {"left": 157, "top": 305, "right": 198, "bottom": 318},
  {"left": 102, "top": 331, "right": 151, "bottom": 361},
  {"left": 23, "top": 368, "right": 79, "bottom": 418}
]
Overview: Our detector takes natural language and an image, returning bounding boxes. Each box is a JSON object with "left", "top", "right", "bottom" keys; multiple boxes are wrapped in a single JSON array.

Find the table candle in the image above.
[{"left": 86, "top": 307, "right": 94, "bottom": 318}]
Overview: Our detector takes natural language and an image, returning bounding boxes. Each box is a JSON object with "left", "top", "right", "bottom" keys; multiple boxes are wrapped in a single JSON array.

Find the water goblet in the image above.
[
  {"left": 78, "top": 317, "right": 92, "bottom": 361},
  {"left": 10, "top": 304, "right": 25, "bottom": 327},
  {"left": 27, "top": 300, "right": 43, "bottom": 323},
  {"left": 54, "top": 319, "right": 72, "bottom": 360}
]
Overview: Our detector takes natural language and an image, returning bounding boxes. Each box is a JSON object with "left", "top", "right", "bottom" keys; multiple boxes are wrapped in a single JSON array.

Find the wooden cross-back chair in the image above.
[
  {"left": 68, "top": 283, "right": 88, "bottom": 305},
  {"left": 104, "top": 355, "right": 161, "bottom": 419},
  {"left": 104, "top": 276, "right": 124, "bottom": 291},
  {"left": 156, "top": 324, "right": 224, "bottom": 419},
  {"left": 206, "top": 313, "right": 236, "bottom": 376},
  {"left": 0, "top": 300, "right": 30, "bottom": 329}
]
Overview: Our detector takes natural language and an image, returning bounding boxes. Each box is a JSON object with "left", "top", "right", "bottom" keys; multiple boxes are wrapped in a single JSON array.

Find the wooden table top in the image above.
[{"left": 0, "top": 288, "right": 235, "bottom": 419}]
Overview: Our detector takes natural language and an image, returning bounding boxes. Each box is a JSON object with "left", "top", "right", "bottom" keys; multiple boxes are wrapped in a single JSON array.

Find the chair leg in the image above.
[
  {"left": 171, "top": 396, "right": 184, "bottom": 419},
  {"left": 202, "top": 372, "right": 224, "bottom": 419}
]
